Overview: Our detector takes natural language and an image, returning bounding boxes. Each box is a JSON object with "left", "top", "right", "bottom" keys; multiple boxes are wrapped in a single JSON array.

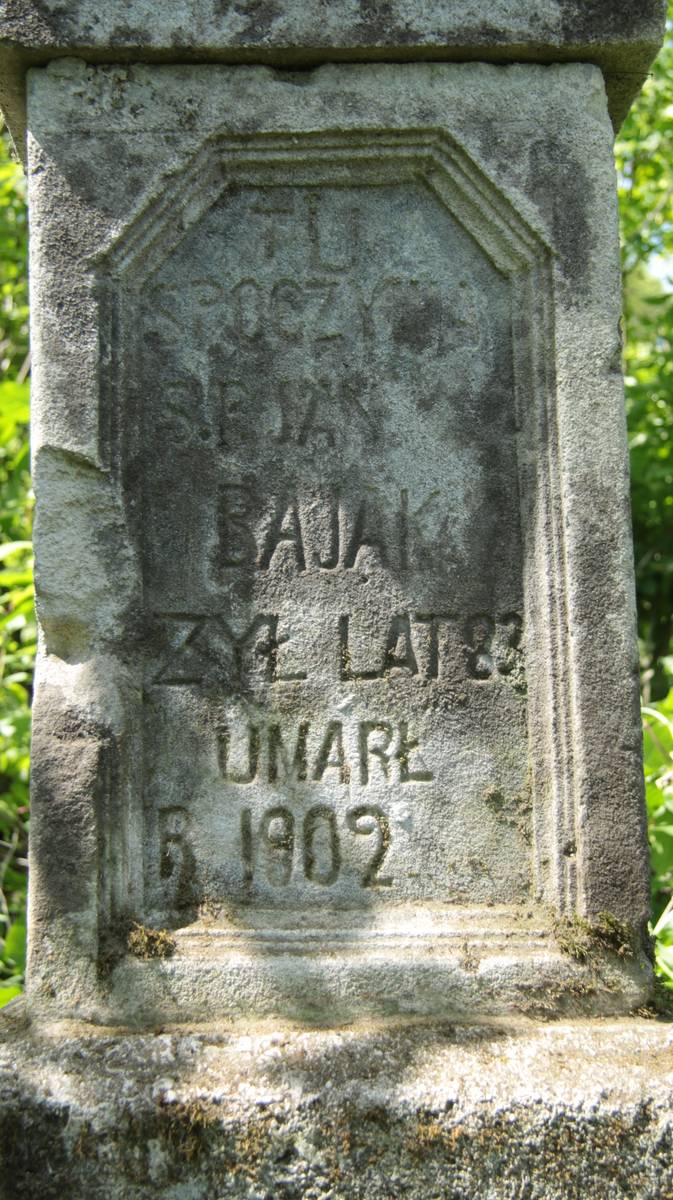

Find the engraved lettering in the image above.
[
  {"left": 399, "top": 487, "right": 409, "bottom": 571},
  {"left": 159, "top": 806, "right": 189, "bottom": 881},
  {"left": 217, "top": 483, "right": 256, "bottom": 568},
  {"left": 272, "top": 617, "right": 309, "bottom": 682},
  {"left": 139, "top": 170, "right": 527, "bottom": 921},
  {"left": 315, "top": 493, "right": 340, "bottom": 570},
  {"left": 464, "top": 615, "right": 524, "bottom": 681},
  {"left": 492, "top": 613, "right": 524, "bottom": 676},
  {"left": 213, "top": 380, "right": 256, "bottom": 449},
  {"left": 155, "top": 611, "right": 524, "bottom": 689},
  {"left": 250, "top": 192, "right": 295, "bottom": 261},
  {"left": 260, "top": 805, "right": 295, "bottom": 886},
  {"left": 258, "top": 499, "right": 306, "bottom": 572},
  {"left": 240, "top": 807, "right": 254, "bottom": 885},
  {"left": 339, "top": 615, "right": 378, "bottom": 681},
  {"left": 303, "top": 806, "right": 341, "bottom": 886},
  {"left": 359, "top": 721, "right": 394, "bottom": 785},
  {"left": 313, "top": 720, "right": 349, "bottom": 783},
  {"left": 269, "top": 279, "right": 303, "bottom": 340},
  {"left": 414, "top": 613, "right": 457, "bottom": 679},
  {"left": 383, "top": 613, "right": 419, "bottom": 676},
  {"left": 396, "top": 720, "right": 433, "bottom": 783},
  {"left": 268, "top": 721, "right": 310, "bottom": 782},
  {"left": 274, "top": 378, "right": 296, "bottom": 446},
  {"left": 354, "top": 276, "right": 398, "bottom": 349},
  {"left": 218, "top": 723, "right": 260, "bottom": 784},
  {"left": 232, "top": 278, "right": 262, "bottom": 338},
  {"left": 158, "top": 806, "right": 197, "bottom": 909},
  {"left": 192, "top": 277, "right": 224, "bottom": 308},
  {"left": 148, "top": 283, "right": 181, "bottom": 334},
  {"left": 154, "top": 616, "right": 209, "bottom": 686},
  {"left": 241, "top": 802, "right": 394, "bottom": 889},
  {"left": 155, "top": 614, "right": 280, "bottom": 688},
  {"left": 297, "top": 381, "right": 337, "bottom": 448},
  {"left": 210, "top": 485, "right": 452, "bottom": 574},
  {"left": 223, "top": 615, "right": 280, "bottom": 685},
  {"left": 465, "top": 615, "right": 495, "bottom": 679},
  {"left": 161, "top": 374, "right": 206, "bottom": 443},
  {"left": 346, "top": 805, "right": 393, "bottom": 887},
  {"left": 311, "top": 280, "right": 343, "bottom": 342},
  {"left": 216, "top": 717, "right": 433, "bottom": 787},
  {"left": 343, "top": 498, "right": 389, "bottom": 569},
  {"left": 308, "top": 191, "right": 358, "bottom": 273}
]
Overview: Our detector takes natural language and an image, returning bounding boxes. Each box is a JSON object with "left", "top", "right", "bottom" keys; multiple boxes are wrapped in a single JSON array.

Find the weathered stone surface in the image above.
[
  {"left": 1, "top": 1004, "right": 673, "bottom": 1199},
  {"left": 0, "top": 5, "right": 667, "bottom": 1197},
  {"left": 1, "top": 7, "right": 668, "bottom": 1197},
  {"left": 0, "top": 0, "right": 666, "bottom": 148},
  {"left": 21, "top": 59, "right": 652, "bottom": 1025}
]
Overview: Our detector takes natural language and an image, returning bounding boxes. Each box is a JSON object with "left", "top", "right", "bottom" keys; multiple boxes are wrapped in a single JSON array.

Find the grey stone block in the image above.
[
  {"left": 1, "top": 1005, "right": 672, "bottom": 1199},
  {"left": 0, "top": 0, "right": 666, "bottom": 150},
  {"left": 21, "top": 60, "right": 652, "bottom": 1025},
  {"left": 0, "top": 6, "right": 668, "bottom": 1196}
]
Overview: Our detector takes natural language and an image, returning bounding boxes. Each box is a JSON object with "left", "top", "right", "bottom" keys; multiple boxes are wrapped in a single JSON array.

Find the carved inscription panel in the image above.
[{"left": 137, "top": 179, "right": 531, "bottom": 919}]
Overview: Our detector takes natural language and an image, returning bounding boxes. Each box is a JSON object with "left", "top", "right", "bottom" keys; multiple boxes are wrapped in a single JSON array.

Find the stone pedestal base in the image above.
[{"left": 1, "top": 1004, "right": 672, "bottom": 1199}]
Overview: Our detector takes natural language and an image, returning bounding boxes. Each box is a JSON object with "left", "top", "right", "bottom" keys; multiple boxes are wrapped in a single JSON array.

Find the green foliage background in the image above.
[
  {"left": 616, "top": 10, "right": 673, "bottom": 984},
  {"left": 0, "top": 132, "right": 30, "bottom": 1006},
  {"left": 2, "top": 24, "right": 673, "bottom": 1002}
]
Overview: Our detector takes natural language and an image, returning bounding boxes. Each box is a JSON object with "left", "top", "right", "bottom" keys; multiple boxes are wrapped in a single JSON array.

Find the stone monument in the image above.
[{"left": 0, "top": 4, "right": 671, "bottom": 1197}]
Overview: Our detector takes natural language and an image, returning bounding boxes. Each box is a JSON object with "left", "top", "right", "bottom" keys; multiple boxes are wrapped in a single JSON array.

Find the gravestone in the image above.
[
  {"left": 0, "top": 4, "right": 664, "bottom": 1027},
  {"left": 1, "top": 4, "right": 671, "bottom": 1197}
]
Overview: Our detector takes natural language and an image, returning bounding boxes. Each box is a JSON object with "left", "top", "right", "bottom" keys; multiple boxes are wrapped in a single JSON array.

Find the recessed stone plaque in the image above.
[
  {"left": 25, "top": 61, "right": 651, "bottom": 1022},
  {"left": 136, "top": 146, "right": 528, "bottom": 920}
]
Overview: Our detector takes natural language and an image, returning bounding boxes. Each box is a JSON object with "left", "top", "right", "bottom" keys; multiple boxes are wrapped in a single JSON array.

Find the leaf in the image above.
[
  {"left": 2, "top": 919, "right": 26, "bottom": 969},
  {"left": 0, "top": 985, "right": 22, "bottom": 1008},
  {"left": 655, "top": 941, "right": 673, "bottom": 983},
  {"left": 0, "top": 380, "right": 29, "bottom": 443},
  {"left": 0, "top": 541, "right": 31, "bottom": 560}
]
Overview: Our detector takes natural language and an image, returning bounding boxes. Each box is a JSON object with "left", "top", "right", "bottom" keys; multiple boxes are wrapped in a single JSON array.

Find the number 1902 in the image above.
[{"left": 240, "top": 804, "right": 392, "bottom": 888}]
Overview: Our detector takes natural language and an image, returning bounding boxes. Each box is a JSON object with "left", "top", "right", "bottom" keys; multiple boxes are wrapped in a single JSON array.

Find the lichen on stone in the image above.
[
  {"left": 126, "top": 922, "right": 176, "bottom": 960},
  {"left": 554, "top": 911, "right": 635, "bottom": 963}
]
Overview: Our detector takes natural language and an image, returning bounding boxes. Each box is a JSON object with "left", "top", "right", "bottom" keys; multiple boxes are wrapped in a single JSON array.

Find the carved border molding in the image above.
[{"left": 93, "top": 126, "right": 579, "bottom": 955}]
